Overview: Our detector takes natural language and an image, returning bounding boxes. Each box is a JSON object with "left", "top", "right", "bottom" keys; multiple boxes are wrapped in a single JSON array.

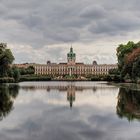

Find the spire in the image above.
[{"left": 70, "top": 45, "right": 73, "bottom": 53}]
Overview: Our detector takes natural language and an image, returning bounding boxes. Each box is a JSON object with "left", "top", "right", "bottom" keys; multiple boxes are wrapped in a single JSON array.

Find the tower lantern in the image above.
[{"left": 67, "top": 46, "right": 76, "bottom": 65}]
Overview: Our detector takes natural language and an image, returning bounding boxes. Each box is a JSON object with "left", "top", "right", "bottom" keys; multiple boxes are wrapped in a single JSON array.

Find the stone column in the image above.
[{"left": 69, "top": 67, "right": 72, "bottom": 76}]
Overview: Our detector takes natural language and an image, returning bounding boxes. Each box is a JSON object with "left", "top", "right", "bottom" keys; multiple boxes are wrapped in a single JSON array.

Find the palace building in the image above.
[{"left": 32, "top": 47, "right": 117, "bottom": 77}]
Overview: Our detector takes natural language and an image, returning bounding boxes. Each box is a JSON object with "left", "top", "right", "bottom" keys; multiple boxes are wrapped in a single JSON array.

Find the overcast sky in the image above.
[{"left": 1, "top": 0, "right": 140, "bottom": 64}]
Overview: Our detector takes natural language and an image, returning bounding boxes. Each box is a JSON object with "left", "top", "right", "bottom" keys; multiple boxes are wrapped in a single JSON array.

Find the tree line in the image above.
[
  {"left": 1, "top": 41, "right": 140, "bottom": 83},
  {"left": 110, "top": 41, "right": 140, "bottom": 83},
  {"left": 0, "top": 43, "right": 35, "bottom": 82}
]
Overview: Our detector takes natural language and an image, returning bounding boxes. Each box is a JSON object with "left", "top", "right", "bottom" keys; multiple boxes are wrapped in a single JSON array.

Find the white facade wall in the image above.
[{"left": 34, "top": 64, "right": 117, "bottom": 76}]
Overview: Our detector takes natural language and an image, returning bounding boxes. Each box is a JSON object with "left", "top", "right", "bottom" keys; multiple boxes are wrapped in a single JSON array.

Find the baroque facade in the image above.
[{"left": 33, "top": 47, "right": 117, "bottom": 76}]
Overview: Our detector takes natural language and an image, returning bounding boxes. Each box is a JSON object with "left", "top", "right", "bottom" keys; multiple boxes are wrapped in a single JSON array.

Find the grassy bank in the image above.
[
  {"left": 0, "top": 77, "right": 15, "bottom": 83},
  {"left": 0, "top": 75, "right": 51, "bottom": 83},
  {"left": 0, "top": 75, "right": 122, "bottom": 83}
]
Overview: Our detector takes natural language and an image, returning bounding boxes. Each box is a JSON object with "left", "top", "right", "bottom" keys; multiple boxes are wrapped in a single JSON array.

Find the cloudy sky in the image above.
[{"left": 1, "top": 0, "right": 140, "bottom": 64}]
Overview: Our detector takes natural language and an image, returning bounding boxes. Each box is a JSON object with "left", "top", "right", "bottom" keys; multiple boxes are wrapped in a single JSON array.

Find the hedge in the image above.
[{"left": 0, "top": 77, "right": 15, "bottom": 83}]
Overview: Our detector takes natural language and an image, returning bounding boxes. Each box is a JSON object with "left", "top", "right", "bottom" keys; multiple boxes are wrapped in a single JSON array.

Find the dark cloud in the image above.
[
  {"left": 0, "top": 0, "right": 140, "bottom": 63},
  {"left": 88, "top": 10, "right": 140, "bottom": 36},
  {"left": 79, "top": 5, "right": 107, "bottom": 19},
  {"left": 0, "top": 0, "right": 139, "bottom": 45}
]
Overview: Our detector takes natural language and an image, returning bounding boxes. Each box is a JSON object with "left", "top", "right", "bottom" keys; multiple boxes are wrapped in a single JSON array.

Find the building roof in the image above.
[
  {"left": 76, "top": 63, "right": 84, "bottom": 65},
  {"left": 59, "top": 63, "right": 67, "bottom": 65}
]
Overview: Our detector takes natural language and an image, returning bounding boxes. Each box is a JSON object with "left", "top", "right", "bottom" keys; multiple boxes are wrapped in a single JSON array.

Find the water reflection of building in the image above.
[
  {"left": 20, "top": 82, "right": 118, "bottom": 108},
  {"left": 20, "top": 83, "right": 116, "bottom": 92},
  {"left": 21, "top": 83, "right": 83, "bottom": 108},
  {"left": 67, "top": 84, "right": 75, "bottom": 108}
]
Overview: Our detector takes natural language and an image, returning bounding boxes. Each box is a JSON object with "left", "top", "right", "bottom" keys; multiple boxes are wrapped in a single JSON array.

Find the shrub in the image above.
[{"left": 20, "top": 75, "right": 51, "bottom": 82}]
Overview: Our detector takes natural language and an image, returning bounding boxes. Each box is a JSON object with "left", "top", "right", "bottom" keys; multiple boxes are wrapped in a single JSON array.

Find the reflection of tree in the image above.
[
  {"left": 117, "top": 87, "right": 140, "bottom": 121},
  {"left": 0, "top": 84, "right": 19, "bottom": 120}
]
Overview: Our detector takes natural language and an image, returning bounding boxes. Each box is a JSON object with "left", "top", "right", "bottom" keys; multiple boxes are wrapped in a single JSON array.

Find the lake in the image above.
[{"left": 0, "top": 81, "right": 140, "bottom": 140}]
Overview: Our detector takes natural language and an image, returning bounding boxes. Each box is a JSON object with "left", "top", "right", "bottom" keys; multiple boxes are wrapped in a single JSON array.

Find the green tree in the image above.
[
  {"left": 132, "top": 57, "right": 140, "bottom": 81},
  {"left": 0, "top": 43, "right": 15, "bottom": 77},
  {"left": 19, "top": 66, "right": 35, "bottom": 75},
  {"left": 109, "top": 68, "right": 120, "bottom": 75},
  {"left": 117, "top": 41, "right": 135, "bottom": 70},
  {"left": 116, "top": 41, "right": 140, "bottom": 81},
  {"left": 13, "top": 67, "right": 20, "bottom": 82}
]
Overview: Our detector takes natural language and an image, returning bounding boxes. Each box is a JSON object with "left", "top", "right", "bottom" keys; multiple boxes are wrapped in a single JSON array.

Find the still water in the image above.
[{"left": 0, "top": 81, "right": 140, "bottom": 140}]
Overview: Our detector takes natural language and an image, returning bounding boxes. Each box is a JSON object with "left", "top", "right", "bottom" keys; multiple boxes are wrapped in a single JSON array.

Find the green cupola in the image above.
[{"left": 67, "top": 47, "right": 76, "bottom": 64}]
